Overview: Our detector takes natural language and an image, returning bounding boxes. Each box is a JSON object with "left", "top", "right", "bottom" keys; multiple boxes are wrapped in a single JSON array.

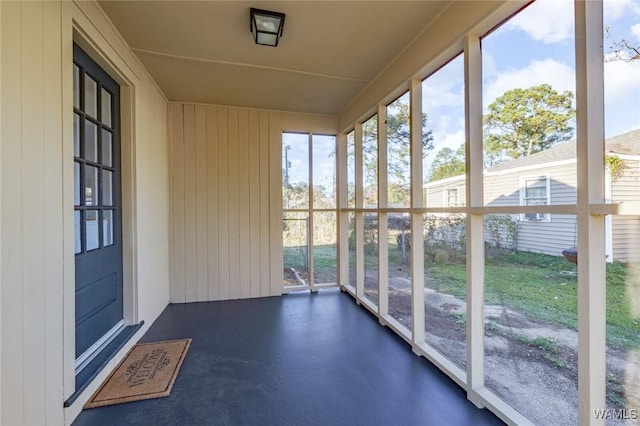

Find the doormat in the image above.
[{"left": 84, "top": 339, "right": 191, "bottom": 409}]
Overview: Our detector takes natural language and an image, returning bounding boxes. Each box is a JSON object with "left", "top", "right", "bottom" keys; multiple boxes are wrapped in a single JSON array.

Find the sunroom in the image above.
[{"left": 1, "top": 1, "right": 639, "bottom": 425}]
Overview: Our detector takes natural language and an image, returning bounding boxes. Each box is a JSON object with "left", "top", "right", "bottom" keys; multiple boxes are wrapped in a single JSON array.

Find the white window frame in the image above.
[
  {"left": 444, "top": 186, "right": 460, "bottom": 207},
  {"left": 519, "top": 175, "right": 551, "bottom": 222}
]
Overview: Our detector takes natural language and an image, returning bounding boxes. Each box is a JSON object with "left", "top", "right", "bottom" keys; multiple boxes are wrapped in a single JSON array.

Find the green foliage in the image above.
[
  {"left": 605, "top": 154, "right": 625, "bottom": 182},
  {"left": 484, "top": 84, "right": 575, "bottom": 165},
  {"left": 428, "top": 144, "right": 465, "bottom": 182},
  {"left": 424, "top": 251, "right": 640, "bottom": 349},
  {"left": 382, "top": 100, "right": 434, "bottom": 205}
]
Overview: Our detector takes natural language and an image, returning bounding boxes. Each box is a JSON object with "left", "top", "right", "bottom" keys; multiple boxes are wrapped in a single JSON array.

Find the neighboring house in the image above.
[{"left": 424, "top": 129, "right": 640, "bottom": 262}]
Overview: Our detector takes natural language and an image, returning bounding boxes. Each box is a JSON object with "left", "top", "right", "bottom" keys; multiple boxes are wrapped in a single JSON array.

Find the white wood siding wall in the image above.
[
  {"left": 2, "top": 3, "right": 65, "bottom": 424},
  {"left": 169, "top": 103, "right": 283, "bottom": 302},
  {"left": 611, "top": 159, "right": 640, "bottom": 262},
  {"left": 1, "top": 1, "right": 171, "bottom": 424}
]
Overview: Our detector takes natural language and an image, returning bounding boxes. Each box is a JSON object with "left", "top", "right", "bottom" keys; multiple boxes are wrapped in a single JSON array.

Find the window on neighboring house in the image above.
[
  {"left": 446, "top": 188, "right": 459, "bottom": 207},
  {"left": 520, "top": 176, "right": 550, "bottom": 221}
]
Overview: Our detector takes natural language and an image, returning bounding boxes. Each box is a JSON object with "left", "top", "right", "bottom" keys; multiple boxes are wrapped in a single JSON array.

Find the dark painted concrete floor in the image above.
[{"left": 73, "top": 289, "right": 504, "bottom": 426}]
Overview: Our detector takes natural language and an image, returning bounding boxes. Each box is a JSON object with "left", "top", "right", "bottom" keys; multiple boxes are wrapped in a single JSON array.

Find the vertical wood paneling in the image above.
[
  {"left": 238, "top": 109, "right": 251, "bottom": 298},
  {"left": 227, "top": 108, "right": 240, "bottom": 299},
  {"left": 43, "top": 2, "right": 64, "bottom": 423},
  {"left": 259, "top": 111, "right": 271, "bottom": 297},
  {"left": 195, "top": 106, "right": 208, "bottom": 301},
  {"left": 1, "top": 2, "right": 24, "bottom": 424},
  {"left": 22, "top": 3, "right": 46, "bottom": 424},
  {"left": 248, "top": 111, "right": 261, "bottom": 297},
  {"left": 206, "top": 107, "right": 219, "bottom": 300},
  {"left": 170, "top": 104, "right": 185, "bottom": 302},
  {"left": 170, "top": 104, "right": 293, "bottom": 302},
  {"left": 269, "top": 112, "right": 283, "bottom": 296},
  {"left": 183, "top": 105, "right": 197, "bottom": 302},
  {"left": 217, "top": 107, "right": 230, "bottom": 300}
]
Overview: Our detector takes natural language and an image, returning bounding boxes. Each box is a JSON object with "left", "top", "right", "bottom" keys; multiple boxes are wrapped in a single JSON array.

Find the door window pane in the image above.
[
  {"left": 73, "top": 64, "right": 80, "bottom": 109},
  {"left": 102, "top": 130, "right": 113, "bottom": 166},
  {"left": 74, "top": 113, "right": 80, "bottom": 157},
  {"left": 84, "top": 74, "right": 98, "bottom": 118},
  {"left": 101, "top": 88, "right": 112, "bottom": 127},
  {"left": 86, "top": 210, "right": 99, "bottom": 251},
  {"left": 102, "top": 170, "right": 113, "bottom": 206},
  {"left": 74, "top": 211, "right": 82, "bottom": 254},
  {"left": 84, "top": 121, "right": 98, "bottom": 162},
  {"left": 85, "top": 165, "right": 99, "bottom": 206},
  {"left": 103, "top": 210, "right": 114, "bottom": 246},
  {"left": 74, "top": 162, "right": 81, "bottom": 206}
]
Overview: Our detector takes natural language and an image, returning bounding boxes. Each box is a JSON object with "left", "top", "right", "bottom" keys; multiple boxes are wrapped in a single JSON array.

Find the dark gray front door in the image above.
[{"left": 73, "top": 44, "right": 123, "bottom": 359}]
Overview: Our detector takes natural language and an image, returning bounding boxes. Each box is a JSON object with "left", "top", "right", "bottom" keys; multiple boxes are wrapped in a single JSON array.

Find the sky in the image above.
[{"left": 284, "top": 0, "right": 640, "bottom": 194}]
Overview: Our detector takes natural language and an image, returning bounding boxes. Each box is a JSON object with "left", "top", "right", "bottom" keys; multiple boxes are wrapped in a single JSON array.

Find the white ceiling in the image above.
[{"left": 99, "top": 1, "right": 451, "bottom": 115}]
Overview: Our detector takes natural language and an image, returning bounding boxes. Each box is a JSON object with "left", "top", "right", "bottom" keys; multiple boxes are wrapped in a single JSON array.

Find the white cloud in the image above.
[
  {"left": 424, "top": 129, "right": 466, "bottom": 172},
  {"left": 604, "top": 58, "right": 640, "bottom": 136},
  {"left": 505, "top": 0, "right": 573, "bottom": 44},
  {"left": 632, "top": 23, "right": 640, "bottom": 40},
  {"left": 604, "top": 0, "right": 640, "bottom": 23},
  {"left": 484, "top": 59, "right": 575, "bottom": 109}
]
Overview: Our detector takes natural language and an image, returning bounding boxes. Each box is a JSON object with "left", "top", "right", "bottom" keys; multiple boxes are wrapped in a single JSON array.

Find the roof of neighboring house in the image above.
[
  {"left": 488, "top": 128, "right": 640, "bottom": 173},
  {"left": 424, "top": 129, "right": 640, "bottom": 188}
]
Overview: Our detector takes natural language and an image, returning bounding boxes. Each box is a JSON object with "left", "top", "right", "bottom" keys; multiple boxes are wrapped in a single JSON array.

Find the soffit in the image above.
[{"left": 99, "top": 1, "right": 451, "bottom": 115}]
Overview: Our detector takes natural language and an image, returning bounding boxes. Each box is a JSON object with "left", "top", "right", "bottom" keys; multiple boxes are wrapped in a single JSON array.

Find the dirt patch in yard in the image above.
[{"left": 381, "top": 279, "right": 640, "bottom": 426}]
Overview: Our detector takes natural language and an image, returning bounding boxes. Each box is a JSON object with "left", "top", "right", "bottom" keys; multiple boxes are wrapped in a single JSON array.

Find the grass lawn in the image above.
[{"left": 427, "top": 251, "right": 640, "bottom": 349}]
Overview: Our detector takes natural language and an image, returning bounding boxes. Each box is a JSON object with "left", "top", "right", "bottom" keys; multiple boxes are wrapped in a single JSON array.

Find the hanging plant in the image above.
[{"left": 605, "top": 154, "right": 624, "bottom": 182}]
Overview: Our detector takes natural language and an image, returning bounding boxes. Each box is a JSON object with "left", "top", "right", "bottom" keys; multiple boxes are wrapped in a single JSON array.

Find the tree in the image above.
[
  {"left": 484, "top": 84, "right": 575, "bottom": 165},
  {"left": 428, "top": 145, "right": 465, "bottom": 182},
  {"left": 605, "top": 26, "right": 640, "bottom": 62}
]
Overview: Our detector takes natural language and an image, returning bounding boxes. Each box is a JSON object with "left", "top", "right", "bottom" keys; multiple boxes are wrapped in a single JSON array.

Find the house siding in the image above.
[
  {"left": 426, "top": 161, "right": 580, "bottom": 257},
  {"left": 611, "top": 158, "right": 640, "bottom": 262},
  {"left": 1, "top": 1, "right": 171, "bottom": 424}
]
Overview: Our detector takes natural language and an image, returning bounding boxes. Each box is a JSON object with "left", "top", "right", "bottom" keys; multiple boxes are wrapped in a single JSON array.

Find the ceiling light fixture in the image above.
[{"left": 250, "top": 8, "right": 285, "bottom": 47}]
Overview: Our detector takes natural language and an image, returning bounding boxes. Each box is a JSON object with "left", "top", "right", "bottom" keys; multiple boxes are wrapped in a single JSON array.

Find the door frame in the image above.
[{"left": 62, "top": 5, "right": 140, "bottom": 408}]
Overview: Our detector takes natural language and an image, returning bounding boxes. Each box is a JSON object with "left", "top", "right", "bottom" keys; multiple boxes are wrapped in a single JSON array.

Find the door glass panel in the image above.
[
  {"left": 74, "top": 211, "right": 82, "bottom": 254},
  {"left": 84, "top": 121, "right": 98, "bottom": 162},
  {"left": 86, "top": 210, "right": 99, "bottom": 251},
  {"left": 74, "top": 162, "right": 81, "bottom": 206},
  {"left": 84, "top": 74, "right": 98, "bottom": 118},
  {"left": 102, "top": 170, "right": 113, "bottom": 206},
  {"left": 103, "top": 210, "right": 114, "bottom": 247},
  {"left": 102, "top": 130, "right": 113, "bottom": 167},
  {"left": 73, "top": 64, "right": 80, "bottom": 109},
  {"left": 101, "top": 88, "right": 112, "bottom": 127},
  {"left": 85, "top": 165, "right": 99, "bottom": 206},
  {"left": 74, "top": 114, "right": 80, "bottom": 157}
]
